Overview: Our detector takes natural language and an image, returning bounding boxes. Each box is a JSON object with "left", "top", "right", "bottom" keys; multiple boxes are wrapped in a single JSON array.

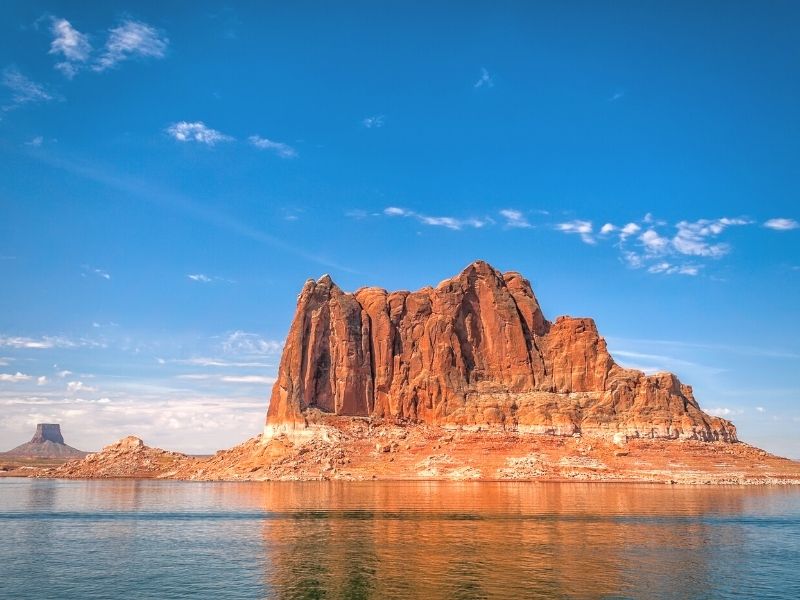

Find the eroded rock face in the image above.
[{"left": 265, "top": 261, "right": 736, "bottom": 442}]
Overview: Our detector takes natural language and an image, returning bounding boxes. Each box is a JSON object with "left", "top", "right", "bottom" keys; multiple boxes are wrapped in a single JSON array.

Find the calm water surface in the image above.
[{"left": 1, "top": 479, "right": 799, "bottom": 599}]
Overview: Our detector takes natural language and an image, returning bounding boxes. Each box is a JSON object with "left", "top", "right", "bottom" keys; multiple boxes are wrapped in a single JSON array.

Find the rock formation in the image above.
[
  {"left": 2, "top": 423, "right": 87, "bottom": 458},
  {"left": 265, "top": 260, "right": 736, "bottom": 442},
  {"left": 45, "top": 436, "right": 192, "bottom": 478}
]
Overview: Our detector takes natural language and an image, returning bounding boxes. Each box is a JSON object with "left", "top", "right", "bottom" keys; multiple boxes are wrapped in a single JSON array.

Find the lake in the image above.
[{"left": 1, "top": 479, "right": 799, "bottom": 599}]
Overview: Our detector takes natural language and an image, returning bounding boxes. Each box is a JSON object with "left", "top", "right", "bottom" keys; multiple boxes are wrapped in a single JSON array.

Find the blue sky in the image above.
[{"left": 1, "top": 1, "right": 799, "bottom": 456}]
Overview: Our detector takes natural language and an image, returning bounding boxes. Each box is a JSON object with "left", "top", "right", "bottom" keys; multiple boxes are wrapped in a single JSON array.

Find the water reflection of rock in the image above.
[{"left": 239, "top": 482, "right": 764, "bottom": 598}]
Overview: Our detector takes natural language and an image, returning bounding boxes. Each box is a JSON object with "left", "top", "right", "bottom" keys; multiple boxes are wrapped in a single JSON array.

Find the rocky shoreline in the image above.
[{"left": 7, "top": 419, "right": 799, "bottom": 485}]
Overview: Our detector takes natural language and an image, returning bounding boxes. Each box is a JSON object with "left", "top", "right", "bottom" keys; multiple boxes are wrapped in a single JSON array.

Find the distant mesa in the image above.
[{"left": 2, "top": 423, "right": 88, "bottom": 458}]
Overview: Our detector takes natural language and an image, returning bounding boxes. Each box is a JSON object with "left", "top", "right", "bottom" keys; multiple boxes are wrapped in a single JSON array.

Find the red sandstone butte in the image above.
[{"left": 265, "top": 261, "right": 736, "bottom": 443}]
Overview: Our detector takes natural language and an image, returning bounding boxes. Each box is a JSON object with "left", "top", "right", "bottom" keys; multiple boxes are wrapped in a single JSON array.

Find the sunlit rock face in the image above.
[{"left": 265, "top": 261, "right": 736, "bottom": 443}]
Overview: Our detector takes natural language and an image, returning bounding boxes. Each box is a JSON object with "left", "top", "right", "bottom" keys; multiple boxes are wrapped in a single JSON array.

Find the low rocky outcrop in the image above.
[
  {"left": 265, "top": 260, "right": 736, "bottom": 442},
  {"left": 44, "top": 436, "right": 192, "bottom": 479},
  {"left": 2, "top": 423, "right": 87, "bottom": 458}
]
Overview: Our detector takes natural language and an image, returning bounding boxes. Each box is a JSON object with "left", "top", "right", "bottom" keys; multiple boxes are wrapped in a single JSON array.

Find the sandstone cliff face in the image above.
[{"left": 265, "top": 261, "right": 736, "bottom": 442}]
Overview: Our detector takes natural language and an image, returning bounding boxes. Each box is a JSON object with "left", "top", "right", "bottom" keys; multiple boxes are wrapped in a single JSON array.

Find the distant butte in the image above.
[{"left": 2, "top": 423, "right": 87, "bottom": 459}]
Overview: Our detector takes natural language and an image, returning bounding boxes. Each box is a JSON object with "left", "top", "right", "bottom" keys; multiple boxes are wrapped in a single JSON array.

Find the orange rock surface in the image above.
[
  {"left": 42, "top": 436, "right": 192, "bottom": 479},
  {"left": 266, "top": 261, "right": 735, "bottom": 442}
]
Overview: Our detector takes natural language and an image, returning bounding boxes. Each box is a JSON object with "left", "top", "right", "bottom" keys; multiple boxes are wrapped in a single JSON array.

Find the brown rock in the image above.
[
  {"left": 43, "top": 436, "right": 191, "bottom": 479},
  {"left": 265, "top": 261, "right": 737, "bottom": 443}
]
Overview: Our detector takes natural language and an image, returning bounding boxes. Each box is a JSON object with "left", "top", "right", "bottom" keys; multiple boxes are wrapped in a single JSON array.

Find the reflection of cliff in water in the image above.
[{"left": 246, "top": 482, "right": 769, "bottom": 599}]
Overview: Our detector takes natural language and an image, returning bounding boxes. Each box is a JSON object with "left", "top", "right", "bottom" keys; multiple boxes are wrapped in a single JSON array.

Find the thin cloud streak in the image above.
[
  {"left": 21, "top": 151, "right": 358, "bottom": 274},
  {"left": 606, "top": 336, "right": 800, "bottom": 360},
  {"left": 248, "top": 135, "right": 297, "bottom": 158},
  {"left": 1, "top": 68, "right": 58, "bottom": 114},
  {"left": 383, "top": 206, "right": 489, "bottom": 230}
]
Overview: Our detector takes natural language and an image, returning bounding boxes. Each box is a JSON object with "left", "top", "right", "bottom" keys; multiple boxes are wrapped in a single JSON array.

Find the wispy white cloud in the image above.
[
  {"left": 362, "top": 115, "right": 385, "bottom": 128},
  {"left": 94, "top": 19, "right": 168, "bottom": 72},
  {"left": 566, "top": 214, "right": 755, "bottom": 276},
  {"left": 499, "top": 209, "right": 531, "bottom": 229},
  {"left": 25, "top": 135, "right": 44, "bottom": 147},
  {"left": 56, "top": 369, "right": 73, "bottom": 378},
  {"left": 82, "top": 265, "right": 111, "bottom": 280},
  {"left": 0, "top": 372, "right": 32, "bottom": 383},
  {"left": 248, "top": 135, "right": 297, "bottom": 158},
  {"left": 0, "top": 336, "right": 80, "bottom": 350},
  {"left": 67, "top": 380, "right": 97, "bottom": 393},
  {"left": 671, "top": 218, "right": 750, "bottom": 257},
  {"left": 220, "top": 375, "right": 276, "bottom": 384},
  {"left": 706, "top": 407, "right": 744, "bottom": 417},
  {"left": 383, "top": 206, "right": 489, "bottom": 230},
  {"left": 174, "top": 357, "right": 271, "bottom": 368},
  {"left": 764, "top": 218, "right": 799, "bottom": 231},
  {"left": 167, "top": 121, "right": 233, "bottom": 145},
  {"left": 647, "top": 262, "right": 700, "bottom": 276},
  {"left": 600, "top": 223, "right": 616, "bottom": 235},
  {"left": 619, "top": 222, "right": 641, "bottom": 240},
  {"left": 187, "top": 273, "right": 233, "bottom": 284},
  {"left": 1, "top": 67, "right": 57, "bottom": 114},
  {"left": 474, "top": 67, "right": 493, "bottom": 89},
  {"left": 384, "top": 207, "right": 408, "bottom": 216},
  {"left": 222, "top": 331, "right": 283, "bottom": 356},
  {"left": 639, "top": 229, "right": 670, "bottom": 254},
  {"left": 49, "top": 18, "right": 91, "bottom": 78},
  {"left": 556, "top": 220, "right": 595, "bottom": 244},
  {"left": 36, "top": 376, "right": 48, "bottom": 386},
  {"left": 609, "top": 90, "right": 625, "bottom": 102},
  {"left": 421, "top": 215, "right": 487, "bottom": 229},
  {"left": 176, "top": 373, "right": 276, "bottom": 385}
]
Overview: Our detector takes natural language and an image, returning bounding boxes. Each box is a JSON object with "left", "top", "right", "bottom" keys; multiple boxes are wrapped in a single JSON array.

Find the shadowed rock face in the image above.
[
  {"left": 31, "top": 424, "right": 65, "bottom": 444},
  {"left": 265, "top": 261, "right": 737, "bottom": 442},
  {"left": 2, "top": 423, "right": 87, "bottom": 458}
]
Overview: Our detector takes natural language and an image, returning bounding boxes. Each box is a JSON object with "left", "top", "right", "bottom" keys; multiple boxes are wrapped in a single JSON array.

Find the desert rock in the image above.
[{"left": 265, "top": 261, "right": 736, "bottom": 443}]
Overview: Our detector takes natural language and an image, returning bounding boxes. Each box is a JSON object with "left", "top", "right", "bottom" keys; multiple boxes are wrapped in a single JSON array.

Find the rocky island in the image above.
[{"left": 15, "top": 261, "right": 800, "bottom": 484}]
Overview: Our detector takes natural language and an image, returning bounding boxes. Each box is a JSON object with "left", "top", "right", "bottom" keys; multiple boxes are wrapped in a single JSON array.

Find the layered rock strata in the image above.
[{"left": 265, "top": 261, "right": 736, "bottom": 442}]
